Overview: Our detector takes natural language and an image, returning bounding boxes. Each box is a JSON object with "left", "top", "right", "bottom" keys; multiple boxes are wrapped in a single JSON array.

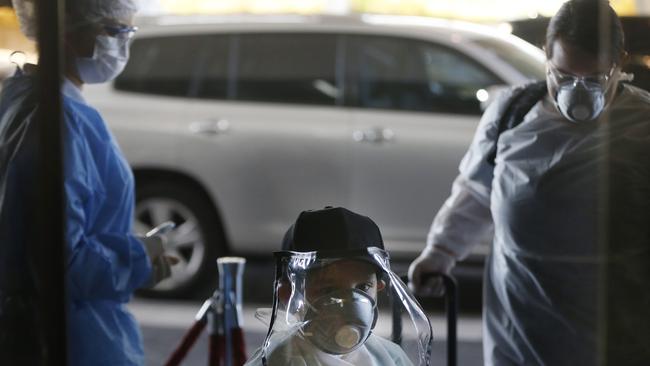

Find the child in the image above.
[{"left": 245, "top": 207, "right": 430, "bottom": 366}]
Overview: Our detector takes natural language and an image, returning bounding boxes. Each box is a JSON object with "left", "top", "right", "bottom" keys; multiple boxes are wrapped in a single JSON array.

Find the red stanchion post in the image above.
[
  {"left": 208, "top": 292, "right": 224, "bottom": 366},
  {"left": 231, "top": 327, "right": 248, "bottom": 366},
  {"left": 164, "top": 299, "right": 212, "bottom": 366},
  {"left": 164, "top": 257, "right": 248, "bottom": 366}
]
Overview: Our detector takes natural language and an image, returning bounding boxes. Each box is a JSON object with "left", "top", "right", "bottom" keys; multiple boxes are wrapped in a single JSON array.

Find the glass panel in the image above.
[
  {"left": 195, "top": 35, "right": 231, "bottom": 99},
  {"left": 471, "top": 37, "right": 546, "bottom": 81},
  {"left": 349, "top": 36, "right": 501, "bottom": 115},
  {"left": 348, "top": 36, "right": 431, "bottom": 112},
  {"left": 235, "top": 33, "right": 339, "bottom": 106},
  {"left": 419, "top": 42, "right": 502, "bottom": 114},
  {"left": 115, "top": 35, "right": 212, "bottom": 97}
]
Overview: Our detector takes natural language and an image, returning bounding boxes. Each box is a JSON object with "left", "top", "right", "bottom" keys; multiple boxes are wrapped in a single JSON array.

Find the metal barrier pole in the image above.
[
  {"left": 165, "top": 257, "right": 247, "bottom": 366},
  {"left": 34, "top": 0, "right": 67, "bottom": 363},
  {"left": 442, "top": 275, "right": 458, "bottom": 366},
  {"left": 390, "top": 283, "right": 403, "bottom": 345},
  {"left": 217, "top": 257, "right": 247, "bottom": 366}
]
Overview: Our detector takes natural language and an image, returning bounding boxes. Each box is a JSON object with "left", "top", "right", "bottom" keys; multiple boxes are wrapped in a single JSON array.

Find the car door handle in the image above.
[
  {"left": 190, "top": 119, "right": 230, "bottom": 136},
  {"left": 352, "top": 127, "right": 395, "bottom": 143}
]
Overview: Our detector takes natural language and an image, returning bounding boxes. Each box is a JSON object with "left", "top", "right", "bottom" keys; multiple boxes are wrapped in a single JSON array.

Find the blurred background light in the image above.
[
  {"left": 150, "top": 0, "right": 645, "bottom": 20},
  {"left": 476, "top": 89, "right": 489, "bottom": 103},
  {"left": 0, "top": 0, "right": 646, "bottom": 24},
  {"left": 0, "top": 6, "right": 36, "bottom": 76},
  {"left": 0, "top": 0, "right": 648, "bottom": 70}
]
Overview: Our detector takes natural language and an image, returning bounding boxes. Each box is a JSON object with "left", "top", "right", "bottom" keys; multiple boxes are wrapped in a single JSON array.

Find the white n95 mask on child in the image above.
[{"left": 301, "top": 288, "right": 378, "bottom": 355}]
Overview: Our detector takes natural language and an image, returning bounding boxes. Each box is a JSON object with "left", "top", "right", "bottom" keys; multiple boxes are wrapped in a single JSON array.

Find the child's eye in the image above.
[{"left": 356, "top": 283, "right": 372, "bottom": 292}]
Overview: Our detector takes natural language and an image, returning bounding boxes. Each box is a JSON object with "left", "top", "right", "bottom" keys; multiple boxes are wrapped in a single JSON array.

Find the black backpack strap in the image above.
[{"left": 486, "top": 80, "right": 547, "bottom": 166}]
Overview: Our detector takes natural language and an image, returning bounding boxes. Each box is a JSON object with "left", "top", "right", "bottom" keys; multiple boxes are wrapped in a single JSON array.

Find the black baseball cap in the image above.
[{"left": 282, "top": 206, "right": 385, "bottom": 252}]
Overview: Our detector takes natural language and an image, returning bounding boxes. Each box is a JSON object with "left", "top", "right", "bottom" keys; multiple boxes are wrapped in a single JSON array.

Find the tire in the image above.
[{"left": 134, "top": 179, "right": 225, "bottom": 298}]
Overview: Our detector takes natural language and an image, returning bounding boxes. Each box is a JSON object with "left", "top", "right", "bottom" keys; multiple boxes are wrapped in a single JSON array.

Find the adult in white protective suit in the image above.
[
  {"left": 246, "top": 207, "right": 432, "bottom": 366},
  {"left": 409, "top": 1, "right": 650, "bottom": 365}
]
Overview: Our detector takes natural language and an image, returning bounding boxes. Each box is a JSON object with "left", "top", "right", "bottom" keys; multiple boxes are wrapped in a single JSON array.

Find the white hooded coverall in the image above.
[{"left": 428, "top": 84, "right": 650, "bottom": 365}]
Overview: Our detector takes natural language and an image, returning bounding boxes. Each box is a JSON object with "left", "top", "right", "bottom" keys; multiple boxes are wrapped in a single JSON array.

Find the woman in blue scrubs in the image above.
[{"left": 0, "top": 0, "right": 173, "bottom": 364}]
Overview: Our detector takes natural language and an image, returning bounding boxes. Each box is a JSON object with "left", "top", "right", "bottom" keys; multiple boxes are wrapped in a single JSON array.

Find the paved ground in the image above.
[{"left": 130, "top": 298, "right": 484, "bottom": 365}]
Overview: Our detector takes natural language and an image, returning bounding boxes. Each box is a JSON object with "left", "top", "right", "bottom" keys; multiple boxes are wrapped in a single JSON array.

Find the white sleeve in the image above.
[
  {"left": 426, "top": 87, "right": 519, "bottom": 260},
  {"left": 427, "top": 175, "right": 493, "bottom": 260}
]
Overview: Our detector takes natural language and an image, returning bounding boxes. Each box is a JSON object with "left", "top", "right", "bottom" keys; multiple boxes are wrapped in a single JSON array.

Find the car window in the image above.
[
  {"left": 234, "top": 33, "right": 340, "bottom": 106},
  {"left": 347, "top": 36, "right": 501, "bottom": 115},
  {"left": 194, "top": 35, "right": 231, "bottom": 99},
  {"left": 470, "top": 37, "right": 546, "bottom": 81},
  {"left": 115, "top": 34, "right": 217, "bottom": 97}
]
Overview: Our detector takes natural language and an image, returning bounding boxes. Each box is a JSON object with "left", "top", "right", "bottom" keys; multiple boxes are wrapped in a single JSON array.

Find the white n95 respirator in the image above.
[
  {"left": 301, "top": 288, "right": 378, "bottom": 355},
  {"left": 554, "top": 80, "right": 606, "bottom": 123}
]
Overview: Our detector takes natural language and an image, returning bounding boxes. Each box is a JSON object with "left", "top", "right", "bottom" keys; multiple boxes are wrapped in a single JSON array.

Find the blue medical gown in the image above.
[
  {"left": 0, "top": 73, "right": 152, "bottom": 365},
  {"left": 64, "top": 95, "right": 152, "bottom": 365}
]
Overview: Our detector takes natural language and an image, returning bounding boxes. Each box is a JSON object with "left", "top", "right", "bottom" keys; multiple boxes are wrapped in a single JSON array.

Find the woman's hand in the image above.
[{"left": 139, "top": 235, "right": 179, "bottom": 287}]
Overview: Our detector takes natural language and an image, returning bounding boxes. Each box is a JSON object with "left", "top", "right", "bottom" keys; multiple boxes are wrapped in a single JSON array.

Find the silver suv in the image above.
[{"left": 86, "top": 14, "right": 546, "bottom": 296}]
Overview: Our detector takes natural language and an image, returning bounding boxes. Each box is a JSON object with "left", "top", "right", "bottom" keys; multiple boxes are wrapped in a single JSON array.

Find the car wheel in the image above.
[{"left": 134, "top": 180, "right": 224, "bottom": 298}]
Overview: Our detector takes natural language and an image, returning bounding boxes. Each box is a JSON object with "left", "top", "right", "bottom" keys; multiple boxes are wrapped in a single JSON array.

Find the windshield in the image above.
[{"left": 471, "top": 37, "right": 546, "bottom": 81}]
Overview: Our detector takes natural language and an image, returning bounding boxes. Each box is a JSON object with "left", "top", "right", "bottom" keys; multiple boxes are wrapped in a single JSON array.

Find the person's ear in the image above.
[
  {"left": 542, "top": 44, "right": 552, "bottom": 61},
  {"left": 619, "top": 51, "right": 630, "bottom": 68},
  {"left": 64, "top": 26, "right": 98, "bottom": 59},
  {"left": 376, "top": 279, "right": 386, "bottom": 292},
  {"left": 63, "top": 32, "right": 85, "bottom": 62}
]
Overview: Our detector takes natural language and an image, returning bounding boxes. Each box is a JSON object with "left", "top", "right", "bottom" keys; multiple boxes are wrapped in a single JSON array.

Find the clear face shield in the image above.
[{"left": 257, "top": 248, "right": 432, "bottom": 366}]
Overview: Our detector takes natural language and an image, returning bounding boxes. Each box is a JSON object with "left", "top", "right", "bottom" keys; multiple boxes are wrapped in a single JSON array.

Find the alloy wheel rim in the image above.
[{"left": 134, "top": 198, "right": 206, "bottom": 291}]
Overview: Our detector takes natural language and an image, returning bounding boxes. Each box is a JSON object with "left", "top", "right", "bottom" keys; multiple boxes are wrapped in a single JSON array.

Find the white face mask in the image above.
[
  {"left": 301, "top": 289, "right": 377, "bottom": 355},
  {"left": 555, "top": 81, "right": 606, "bottom": 123},
  {"left": 547, "top": 62, "right": 618, "bottom": 123},
  {"left": 76, "top": 35, "right": 130, "bottom": 84}
]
